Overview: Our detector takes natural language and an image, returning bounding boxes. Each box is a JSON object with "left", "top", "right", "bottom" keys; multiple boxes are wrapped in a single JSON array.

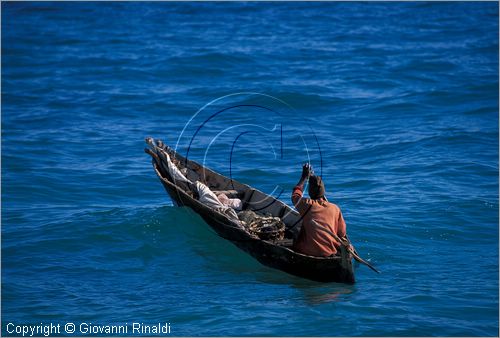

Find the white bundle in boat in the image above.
[
  {"left": 162, "top": 150, "right": 191, "bottom": 184},
  {"left": 217, "top": 193, "right": 242, "bottom": 211},
  {"left": 157, "top": 147, "right": 241, "bottom": 225},
  {"left": 194, "top": 181, "right": 241, "bottom": 224}
]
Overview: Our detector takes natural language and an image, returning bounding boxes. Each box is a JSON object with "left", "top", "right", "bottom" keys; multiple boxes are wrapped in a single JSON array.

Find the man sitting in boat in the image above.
[{"left": 291, "top": 163, "right": 347, "bottom": 257}]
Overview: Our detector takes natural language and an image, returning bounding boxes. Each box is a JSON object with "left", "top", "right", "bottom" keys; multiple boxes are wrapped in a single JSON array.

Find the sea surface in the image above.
[{"left": 2, "top": 2, "right": 499, "bottom": 336}]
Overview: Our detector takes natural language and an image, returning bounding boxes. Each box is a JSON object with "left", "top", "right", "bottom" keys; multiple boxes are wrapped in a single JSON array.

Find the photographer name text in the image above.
[{"left": 5, "top": 322, "right": 171, "bottom": 336}]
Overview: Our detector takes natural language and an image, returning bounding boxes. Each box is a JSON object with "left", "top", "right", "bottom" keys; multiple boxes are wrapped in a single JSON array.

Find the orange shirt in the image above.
[{"left": 291, "top": 185, "right": 346, "bottom": 257}]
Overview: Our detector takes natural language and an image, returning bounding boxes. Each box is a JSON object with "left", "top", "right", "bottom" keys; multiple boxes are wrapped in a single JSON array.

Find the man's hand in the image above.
[
  {"left": 296, "top": 163, "right": 313, "bottom": 188},
  {"left": 301, "top": 163, "right": 312, "bottom": 179}
]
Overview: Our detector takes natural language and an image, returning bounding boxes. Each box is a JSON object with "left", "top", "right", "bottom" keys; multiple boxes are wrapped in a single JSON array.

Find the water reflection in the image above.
[
  {"left": 295, "top": 283, "right": 355, "bottom": 305},
  {"left": 253, "top": 269, "right": 357, "bottom": 304}
]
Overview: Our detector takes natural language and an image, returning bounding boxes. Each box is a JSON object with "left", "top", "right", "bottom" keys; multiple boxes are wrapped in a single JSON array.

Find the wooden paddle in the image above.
[{"left": 311, "top": 220, "right": 380, "bottom": 274}]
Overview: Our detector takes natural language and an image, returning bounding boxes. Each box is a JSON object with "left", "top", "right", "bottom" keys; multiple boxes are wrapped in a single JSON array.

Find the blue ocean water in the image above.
[{"left": 2, "top": 2, "right": 499, "bottom": 336}]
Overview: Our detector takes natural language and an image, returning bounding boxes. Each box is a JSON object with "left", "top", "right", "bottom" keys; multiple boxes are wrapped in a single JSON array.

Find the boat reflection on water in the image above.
[
  {"left": 296, "top": 284, "right": 355, "bottom": 305},
  {"left": 252, "top": 269, "right": 356, "bottom": 305}
]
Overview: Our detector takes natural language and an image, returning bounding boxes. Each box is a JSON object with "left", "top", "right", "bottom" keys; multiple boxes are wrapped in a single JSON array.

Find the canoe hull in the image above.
[{"left": 157, "top": 174, "right": 355, "bottom": 284}]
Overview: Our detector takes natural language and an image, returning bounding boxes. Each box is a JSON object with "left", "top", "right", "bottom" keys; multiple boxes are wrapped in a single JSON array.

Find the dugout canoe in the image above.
[{"left": 145, "top": 138, "right": 355, "bottom": 284}]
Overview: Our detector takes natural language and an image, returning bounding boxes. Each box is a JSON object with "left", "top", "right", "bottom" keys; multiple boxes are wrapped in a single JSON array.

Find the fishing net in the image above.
[{"left": 237, "top": 210, "right": 285, "bottom": 241}]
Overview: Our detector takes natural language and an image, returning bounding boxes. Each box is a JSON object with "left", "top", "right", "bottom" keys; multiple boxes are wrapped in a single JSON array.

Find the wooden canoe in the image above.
[{"left": 145, "top": 138, "right": 355, "bottom": 284}]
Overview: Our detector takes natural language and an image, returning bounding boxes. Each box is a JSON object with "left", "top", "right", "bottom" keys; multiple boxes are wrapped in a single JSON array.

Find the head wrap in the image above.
[{"left": 308, "top": 175, "right": 325, "bottom": 200}]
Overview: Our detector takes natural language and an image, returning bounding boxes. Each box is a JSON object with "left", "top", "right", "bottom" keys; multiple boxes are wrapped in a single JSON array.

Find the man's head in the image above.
[{"left": 308, "top": 175, "right": 325, "bottom": 200}]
